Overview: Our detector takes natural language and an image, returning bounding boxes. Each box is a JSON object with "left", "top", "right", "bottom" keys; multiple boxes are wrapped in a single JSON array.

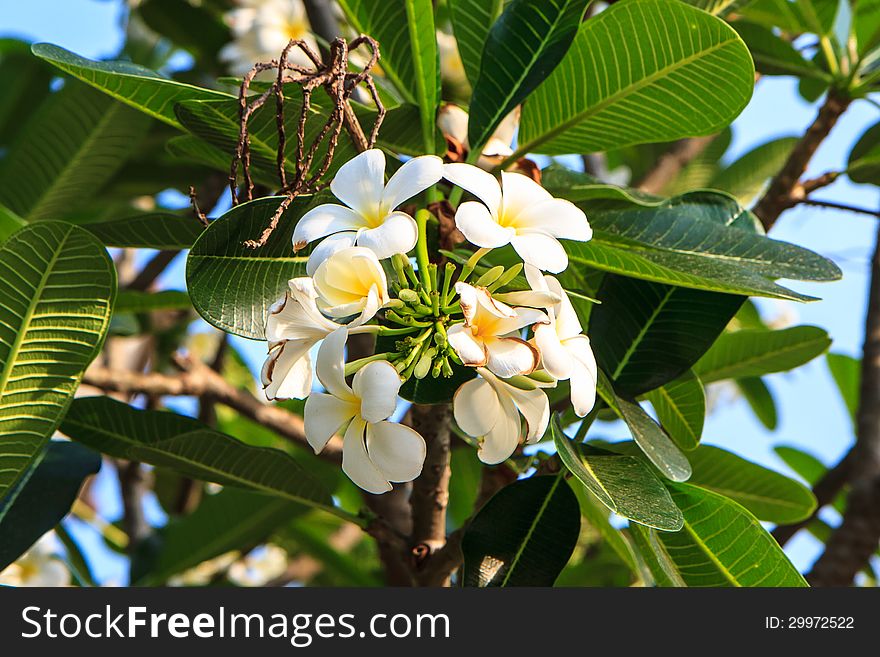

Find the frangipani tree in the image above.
[{"left": 2, "top": 0, "right": 877, "bottom": 588}]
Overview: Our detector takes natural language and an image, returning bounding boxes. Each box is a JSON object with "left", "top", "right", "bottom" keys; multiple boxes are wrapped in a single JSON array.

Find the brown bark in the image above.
[{"left": 636, "top": 136, "right": 716, "bottom": 195}]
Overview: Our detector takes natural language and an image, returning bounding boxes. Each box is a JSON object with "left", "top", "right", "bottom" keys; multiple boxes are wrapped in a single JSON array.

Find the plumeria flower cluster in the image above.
[{"left": 263, "top": 148, "right": 597, "bottom": 492}]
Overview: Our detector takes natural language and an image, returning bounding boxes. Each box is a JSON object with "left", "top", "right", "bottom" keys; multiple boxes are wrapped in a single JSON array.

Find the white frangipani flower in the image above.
[
  {"left": 443, "top": 165, "right": 592, "bottom": 273},
  {"left": 219, "top": 0, "right": 319, "bottom": 76},
  {"left": 436, "top": 32, "right": 468, "bottom": 92},
  {"left": 293, "top": 149, "right": 443, "bottom": 274},
  {"left": 437, "top": 104, "right": 518, "bottom": 169},
  {"left": 312, "top": 246, "right": 390, "bottom": 324},
  {"left": 304, "top": 329, "right": 426, "bottom": 494},
  {"left": 525, "top": 266, "right": 598, "bottom": 417},
  {"left": 0, "top": 533, "right": 70, "bottom": 587},
  {"left": 454, "top": 367, "right": 550, "bottom": 464},
  {"left": 261, "top": 276, "right": 376, "bottom": 400},
  {"left": 447, "top": 282, "right": 547, "bottom": 378}
]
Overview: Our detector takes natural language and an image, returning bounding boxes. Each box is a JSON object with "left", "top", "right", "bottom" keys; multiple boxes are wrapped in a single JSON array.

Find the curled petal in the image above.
[
  {"left": 382, "top": 155, "right": 444, "bottom": 211},
  {"left": 453, "top": 377, "right": 501, "bottom": 438},
  {"left": 292, "top": 204, "right": 364, "bottom": 251},
  {"left": 534, "top": 322, "right": 573, "bottom": 380},
  {"left": 266, "top": 279, "right": 338, "bottom": 342},
  {"left": 455, "top": 281, "right": 516, "bottom": 326},
  {"left": 510, "top": 232, "right": 568, "bottom": 273},
  {"left": 303, "top": 392, "right": 357, "bottom": 453},
  {"left": 493, "top": 289, "right": 560, "bottom": 309},
  {"left": 478, "top": 387, "right": 521, "bottom": 465},
  {"left": 353, "top": 360, "right": 401, "bottom": 423},
  {"left": 438, "top": 104, "right": 469, "bottom": 145},
  {"left": 314, "top": 327, "right": 355, "bottom": 401},
  {"left": 366, "top": 421, "right": 426, "bottom": 484},
  {"left": 261, "top": 341, "right": 313, "bottom": 400},
  {"left": 454, "top": 201, "right": 512, "bottom": 248},
  {"left": 490, "top": 306, "right": 548, "bottom": 336},
  {"left": 305, "top": 232, "right": 357, "bottom": 276},
  {"left": 512, "top": 198, "right": 592, "bottom": 242},
  {"left": 443, "top": 163, "right": 502, "bottom": 216},
  {"left": 355, "top": 211, "right": 418, "bottom": 259},
  {"left": 565, "top": 335, "right": 598, "bottom": 417},
  {"left": 343, "top": 418, "right": 392, "bottom": 494},
  {"left": 504, "top": 384, "right": 550, "bottom": 444},
  {"left": 447, "top": 323, "right": 489, "bottom": 367},
  {"left": 485, "top": 336, "right": 539, "bottom": 378},
  {"left": 544, "top": 275, "right": 582, "bottom": 338},
  {"left": 330, "top": 149, "right": 386, "bottom": 218}
]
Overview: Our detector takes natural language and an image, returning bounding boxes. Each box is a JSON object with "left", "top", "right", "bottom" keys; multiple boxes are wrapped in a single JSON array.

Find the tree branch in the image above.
[
  {"left": 799, "top": 198, "right": 880, "bottom": 218},
  {"left": 808, "top": 222, "right": 880, "bottom": 586},
  {"left": 753, "top": 92, "right": 850, "bottom": 231},
  {"left": 636, "top": 135, "right": 716, "bottom": 195},
  {"left": 82, "top": 356, "right": 342, "bottom": 462}
]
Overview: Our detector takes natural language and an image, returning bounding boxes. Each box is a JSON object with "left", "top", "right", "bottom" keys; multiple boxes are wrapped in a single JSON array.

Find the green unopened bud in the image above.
[
  {"left": 475, "top": 265, "right": 505, "bottom": 287},
  {"left": 528, "top": 370, "right": 557, "bottom": 385},
  {"left": 433, "top": 331, "right": 447, "bottom": 347},
  {"left": 413, "top": 348, "right": 436, "bottom": 380},
  {"left": 505, "top": 375, "right": 539, "bottom": 391},
  {"left": 398, "top": 288, "right": 420, "bottom": 304},
  {"left": 441, "top": 358, "right": 454, "bottom": 377},
  {"left": 489, "top": 263, "right": 524, "bottom": 291},
  {"left": 431, "top": 356, "right": 444, "bottom": 378}
]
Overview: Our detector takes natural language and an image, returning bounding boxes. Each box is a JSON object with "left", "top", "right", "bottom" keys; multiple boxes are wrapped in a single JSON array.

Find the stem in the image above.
[
  {"left": 344, "top": 352, "right": 397, "bottom": 377},
  {"left": 415, "top": 208, "right": 433, "bottom": 291}
]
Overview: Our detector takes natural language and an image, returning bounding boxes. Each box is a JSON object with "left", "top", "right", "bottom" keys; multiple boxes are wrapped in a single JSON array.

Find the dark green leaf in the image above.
[
  {"left": 114, "top": 290, "right": 191, "bottom": 314},
  {"left": 186, "top": 196, "right": 311, "bottom": 340},
  {"left": 686, "top": 445, "right": 816, "bottom": 523},
  {"left": 83, "top": 213, "right": 204, "bottom": 249},
  {"left": 468, "top": 0, "right": 588, "bottom": 152},
  {"left": 0, "top": 223, "right": 115, "bottom": 499},
  {"left": 732, "top": 21, "right": 828, "bottom": 81},
  {"left": 695, "top": 325, "right": 831, "bottom": 383},
  {"left": 541, "top": 163, "right": 665, "bottom": 207},
  {"left": 61, "top": 396, "right": 337, "bottom": 514},
  {"left": 552, "top": 416, "right": 683, "bottom": 530},
  {"left": 570, "top": 483, "right": 639, "bottom": 574},
  {"left": 644, "top": 370, "right": 705, "bottom": 451},
  {"left": 516, "top": 0, "right": 754, "bottom": 156},
  {"left": 448, "top": 0, "right": 505, "bottom": 86},
  {"left": 462, "top": 474, "right": 580, "bottom": 586},
  {"left": 848, "top": 120, "right": 880, "bottom": 185},
  {"left": 736, "top": 376, "right": 778, "bottom": 430},
  {"left": 826, "top": 352, "right": 859, "bottom": 424},
  {"left": 708, "top": 136, "right": 799, "bottom": 205},
  {"left": 0, "top": 39, "right": 54, "bottom": 149},
  {"left": 0, "top": 441, "right": 101, "bottom": 570},
  {"left": 0, "top": 203, "right": 25, "bottom": 244}
]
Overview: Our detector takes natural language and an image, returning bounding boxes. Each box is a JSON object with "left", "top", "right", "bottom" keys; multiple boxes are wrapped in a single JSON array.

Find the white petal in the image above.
[
  {"left": 565, "top": 335, "right": 598, "bottom": 417},
  {"left": 348, "top": 283, "right": 383, "bottom": 327},
  {"left": 485, "top": 336, "right": 539, "bottom": 377},
  {"left": 447, "top": 323, "right": 488, "bottom": 367},
  {"left": 477, "top": 376, "right": 521, "bottom": 464},
  {"left": 304, "top": 392, "right": 357, "bottom": 453},
  {"left": 443, "top": 163, "right": 502, "bottom": 216},
  {"left": 330, "top": 149, "right": 386, "bottom": 218},
  {"left": 524, "top": 263, "right": 550, "bottom": 294},
  {"left": 534, "top": 322, "right": 572, "bottom": 380},
  {"left": 491, "top": 306, "right": 548, "bottom": 336},
  {"left": 544, "top": 276, "right": 582, "bottom": 338},
  {"left": 456, "top": 282, "right": 517, "bottom": 326},
  {"left": 314, "top": 327, "right": 355, "bottom": 401},
  {"left": 266, "top": 281, "right": 337, "bottom": 342},
  {"left": 342, "top": 417, "right": 392, "bottom": 494},
  {"left": 505, "top": 384, "right": 550, "bottom": 443},
  {"left": 511, "top": 198, "right": 592, "bottom": 241},
  {"left": 381, "top": 155, "right": 444, "bottom": 210},
  {"left": 482, "top": 137, "right": 514, "bottom": 158},
  {"left": 366, "top": 421, "right": 426, "bottom": 483},
  {"left": 493, "top": 289, "right": 561, "bottom": 308},
  {"left": 305, "top": 232, "right": 357, "bottom": 276},
  {"left": 355, "top": 211, "right": 418, "bottom": 259},
  {"left": 454, "top": 201, "right": 513, "bottom": 248},
  {"left": 261, "top": 341, "right": 314, "bottom": 400},
  {"left": 353, "top": 360, "right": 401, "bottom": 422},
  {"left": 437, "top": 104, "right": 469, "bottom": 144},
  {"left": 453, "top": 377, "right": 500, "bottom": 437},
  {"left": 313, "top": 246, "right": 388, "bottom": 318},
  {"left": 292, "top": 204, "right": 365, "bottom": 251},
  {"left": 500, "top": 171, "right": 552, "bottom": 219},
  {"left": 510, "top": 232, "right": 568, "bottom": 273},
  {"left": 492, "top": 107, "right": 520, "bottom": 149}
]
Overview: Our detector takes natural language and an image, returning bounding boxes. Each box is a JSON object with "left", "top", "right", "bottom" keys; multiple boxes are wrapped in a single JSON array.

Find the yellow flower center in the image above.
[{"left": 283, "top": 18, "right": 308, "bottom": 41}]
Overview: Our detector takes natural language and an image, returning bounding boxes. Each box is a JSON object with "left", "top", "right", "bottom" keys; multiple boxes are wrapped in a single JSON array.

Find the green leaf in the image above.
[
  {"left": 826, "top": 352, "right": 859, "bottom": 424},
  {"left": 0, "top": 82, "right": 151, "bottom": 221},
  {"left": 516, "top": 0, "right": 754, "bottom": 157},
  {"left": 448, "top": 0, "right": 505, "bottom": 87},
  {"left": 0, "top": 203, "right": 26, "bottom": 244},
  {"left": 680, "top": 0, "right": 749, "bottom": 16},
  {"left": 567, "top": 192, "right": 841, "bottom": 301},
  {"left": 0, "top": 222, "right": 115, "bottom": 499},
  {"left": 0, "top": 39, "right": 54, "bottom": 149},
  {"left": 686, "top": 445, "right": 816, "bottom": 523},
  {"left": 773, "top": 445, "right": 829, "bottom": 486},
  {"left": 732, "top": 21, "right": 828, "bottom": 81},
  {"left": 737, "top": 0, "right": 838, "bottom": 35},
  {"left": 31, "top": 43, "right": 232, "bottom": 129},
  {"left": 628, "top": 523, "right": 685, "bottom": 586},
  {"left": 541, "top": 164, "right": 665, "bottom": 207},
  {"left": 847, "top": 120, "right": 880, "bottom": 185},
  {"left": 0, "top": 441, "right": 101, "bottom": 570},
  {"left": 186, "top": 196, "right": 311, "bottom": 340},
  {"left": 462, "top": 474, "right": 580, "bottom": 586},
  {"left": 638, "top": 482, "right": 808, "bottom": 586},
  {"left": 736, "top": 376, "right": 778, "bottom": 430},
  {"left": 135, "top": 488, "right": 305, "bottom": 585},
  {"left": 854, "top": 0, "right": 880, "bottom": 55},
  {"left": 695, "top": 325, "right": 831, "bottom": 383},
  {"left": 114, "top": 290, "right": 191, "bottom": 314},
  {"left": 590, "top": 274, "right": 744, "bottom": 396},
  {"left": 60, "top": 396, "right": 339, "bottom": 516},
  {"left": 552, "top": 416, "right": 683, "bottom": 530},
  {"left": 337, "top": 0, "right": 440, "bottom": 150},
  {"left": 708, "top": 137, "right": 799, "bottom": 205},
  {"left": 597, "top": 372, "right": 692, "bottom": 482},
  {"left": 468, "top": 0, "right": 588, "bottom": 153},
  {"left": 570, "top": 483, "right": 639, "bottom": 574},
  {"left": 644, "top": 370, "right": 705, "bottom": 451},
  {"left": 83, "top": 213, "right": 204, "bottom": 249}
]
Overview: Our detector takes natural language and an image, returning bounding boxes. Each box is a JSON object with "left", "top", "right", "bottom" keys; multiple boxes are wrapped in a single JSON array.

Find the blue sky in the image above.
[{"left": 3, "top": 0, "right": 877, "bottom": 581}]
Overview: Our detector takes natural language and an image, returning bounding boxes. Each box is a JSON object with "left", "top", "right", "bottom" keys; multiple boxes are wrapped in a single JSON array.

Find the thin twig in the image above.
[{"left": 800, "top": 198, "right": 880, "bottom": 217}]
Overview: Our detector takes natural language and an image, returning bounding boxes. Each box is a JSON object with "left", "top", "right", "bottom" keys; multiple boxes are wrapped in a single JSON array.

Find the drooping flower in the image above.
[
  {"left": 525, "top": 266, "right": 598, "bottom": 417},
  {"left": 312, "top": 246, "right": 391, "bottom": 323},
  {"left": 304, "top": 329, "right": 426, "bottom": 493},
  {"left": 443, "top": 164, "right": 592, "bottom": 273},
  {"left": 219, "top": 0, "right": 319, "bottom": 76},
  {"left": 453, "top": 367, "right": 550, "bottom": 464},
  {"left": 447, "top": 282, "right": 547, "bottom": 378},
  {"left": 261, "top": 275, "right": 377, "bottom": 400},
  {"left": 0, "top": 533, "right": 70, "bottom": 587},
  {"left": 437, "top": 103, "right": 519, "bottom": 169},
  {"left": 292, "top": 149, "right": 443, "bottom": 273}
]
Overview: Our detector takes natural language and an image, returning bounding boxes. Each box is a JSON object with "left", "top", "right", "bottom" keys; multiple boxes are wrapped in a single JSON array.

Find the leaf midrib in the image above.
[
  {"left": 612, "top": 286, "right": 676, "bottom": 380},
  {"left": 500, "top": 474, "right": 563, "bottom": 586},
  {"left": 699, "top": 335, "right": 829, "bottom": 382}
]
